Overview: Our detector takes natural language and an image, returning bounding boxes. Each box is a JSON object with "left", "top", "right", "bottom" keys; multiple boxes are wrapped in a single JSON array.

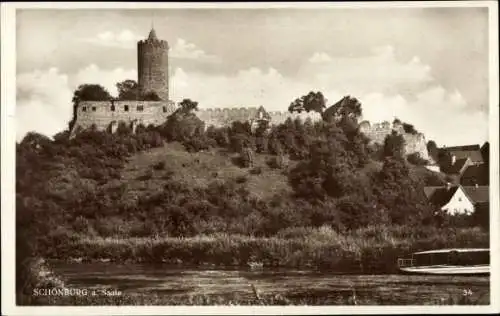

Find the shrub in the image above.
[
  {"left": 238, "top": 147, "right": 255, "bottom": 168},
  {"left": 183, "top": 136, "right": 213, "bottom": 153},
  {"left": 235, "top": 175, "right": 248, "bottom": 184},
  {"left": 136, "top": 169, "right": 153, "bottom": 181},
  {"left": 249, "top": 167, "right": 262, "bottom": 175},
  {"left": 407, "top": 153, "right": 429, "bottom": 166},
  {"left": 153, "top": 161, "right": 166, "bottom": 170},
  {"left": 267, "top": 154, "right": 289, "bottom": 169}
]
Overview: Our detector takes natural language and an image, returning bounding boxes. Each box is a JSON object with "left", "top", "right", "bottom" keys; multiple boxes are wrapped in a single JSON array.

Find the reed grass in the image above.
[{"left": 53, "top": 225, "right": 489, "bottom": 273}]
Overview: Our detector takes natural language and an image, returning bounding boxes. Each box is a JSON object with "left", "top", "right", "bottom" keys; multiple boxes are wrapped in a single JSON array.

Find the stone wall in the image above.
[
  {"left": 137, "top": 39, "right": 169, "bottom": 101},
  {"left": 70, "top": 100, "right": 177, "bottom": 135},
  {"left": 267, "top": 111, "right": 323, "bottom": 126},
  {"left": 359, "top": 120, "right": 430, "bottom": 160},
  {"left": 71, "top": 101, "right": 429, "bottom": 162},
  {"left": 195, "top": 107, "right": 323, "bottom": 129}
]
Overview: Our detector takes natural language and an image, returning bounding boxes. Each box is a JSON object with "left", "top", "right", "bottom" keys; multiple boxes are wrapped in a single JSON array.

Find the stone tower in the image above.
[{"left": 137, "top": 28, "right": 169, "bottom": 100}]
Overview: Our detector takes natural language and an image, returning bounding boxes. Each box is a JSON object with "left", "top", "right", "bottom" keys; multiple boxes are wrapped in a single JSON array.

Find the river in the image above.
[{"left": 50, "top": 262, "right": 490, "bottom": 305}]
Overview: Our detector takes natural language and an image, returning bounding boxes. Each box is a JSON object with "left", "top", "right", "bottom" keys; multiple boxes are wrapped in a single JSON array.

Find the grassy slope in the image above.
[
  {"left": 116, "top": 142, "right": 295, "bottom": 202},
  {"left": 100, "top": 142, "right": 447, "bottom": 205}
]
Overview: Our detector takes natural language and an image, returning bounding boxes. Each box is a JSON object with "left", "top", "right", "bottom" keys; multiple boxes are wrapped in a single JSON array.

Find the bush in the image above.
[
  {"left": 153, "top": 161, "right": 166, "bottom": 170},
  {"left": 235, "top": 175, "right": 249, "bottom": 184},
  {"left": 136, "top": 169, "right": 153, "bottom": 181},
  {"left": 267, "top": 154, "right": 289, "bottom": 169},
  {"left": 238, "top": 147, "right": 255, "bottom": 168},
  {"left": 183, "top": 136, "right": 213, "bottom": 153},
  {"left": 407, "top": 153, "right": 429, "bottom": 166},
  {"left": 249, "top": 167, "right": 262, "bottom": 175}
]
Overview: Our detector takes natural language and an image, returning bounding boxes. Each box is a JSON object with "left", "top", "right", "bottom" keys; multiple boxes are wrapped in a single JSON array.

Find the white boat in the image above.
[{"left": 397, "top": 248, "right": 490, "bottom": 276}]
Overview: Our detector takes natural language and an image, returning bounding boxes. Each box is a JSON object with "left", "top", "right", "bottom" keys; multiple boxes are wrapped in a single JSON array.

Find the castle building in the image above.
[
  {"left": 137, "top": 28, "right": 170, "bottom": 101},
  {"left": 68, "top": 28, "right": 429, "bottom": 163},
  {"left": 69, "top": 28, "right": 321, "bottom": 137},
  {"left": 69, "top": 28, "right": 177, "bottom": 137},
  {"left": 359, "top": 120, "right": 431, "bottom": 161}
]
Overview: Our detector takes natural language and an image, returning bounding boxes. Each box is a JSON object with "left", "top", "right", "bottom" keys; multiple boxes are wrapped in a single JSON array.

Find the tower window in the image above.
[
  {"left": 137, "top": 105, "right": 144, "bottom": 112},
  {"left": 82, "top": 106, "right": 87, "bottom": 112},
  {"left": 111, "top": 105, "right": 115, "bottom": 112},
  {"left": 124, "top": 105, "right": 129, "bottom": 112},
  {"left": 92, "top": 106, "right": 97, "bottom": 112},
  {"left": 163, "top": 106, "right": 167, "bottom": 113}
]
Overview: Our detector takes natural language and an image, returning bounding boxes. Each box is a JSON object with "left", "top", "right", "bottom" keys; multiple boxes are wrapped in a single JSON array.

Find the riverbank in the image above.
[{"left": 49, "top": 225, "right": 488, "bottom": 273}]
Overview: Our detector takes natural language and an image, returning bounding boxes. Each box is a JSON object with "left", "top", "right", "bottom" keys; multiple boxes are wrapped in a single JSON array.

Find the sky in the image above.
[{"left": 15, "top": 7, "right": 490, "bottom": 146}]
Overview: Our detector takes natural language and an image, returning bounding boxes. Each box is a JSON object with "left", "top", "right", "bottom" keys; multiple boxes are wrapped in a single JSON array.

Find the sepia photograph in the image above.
[{"left": 1, "top": 1, "right": 499, "bottom": 315}]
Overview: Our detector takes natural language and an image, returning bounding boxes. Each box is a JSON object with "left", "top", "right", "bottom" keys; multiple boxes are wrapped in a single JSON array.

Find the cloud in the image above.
[
  {"left": 81, "top": 30, "right": 143, "bottom": 49},
  {"left": 308, "top": 52, "right": 332, "bottom": 64},
  {"left": 16, "top": 65, "right": 136, "bottom": 141},
  {"left": 16, "top": 68, "right": 73, "bottom": 141},
  {"left": 301, "top": 46, "right": 433, "bottom": 96},
  {"left": 81, "top": 32, "right": 220, "bottom": 63},
  {"left": 171, "top": 46, "right": 487, "bottom": 146},
  {"left": 170, "top": 38, "right": 221, "bottom": 63},
  {"left": 17, "top": 46, "right": 488, "bottom": 147},
  {"left": 71, "top": 64, "right": 137, "bottom": 97}
]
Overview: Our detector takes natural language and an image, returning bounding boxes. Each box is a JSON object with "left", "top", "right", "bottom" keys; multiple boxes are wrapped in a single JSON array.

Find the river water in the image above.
[{"left": 51, "top": 262, "right": 490, "bottom": 305}]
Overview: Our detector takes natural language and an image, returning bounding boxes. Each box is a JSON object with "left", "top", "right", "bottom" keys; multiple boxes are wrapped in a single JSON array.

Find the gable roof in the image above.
[
  {"left": 462, "top": 186, "right": 489, "bottom": 203},
  {"left": 424, "top": 186, "right": 459, "bottom": 207},
  {"left": 449, "top": 150, "right": 484, "bottom": 164},
  {"left": 440, "top": 145, "right": 484, "bottom": 164},
  {"left": 461, "top": 164, "right": 489, "bottom": 185},
  {"left": 442, "top": 145, "right": 480, "bottom": 151},
  {"left": 448, "top": 157, "right": 470, "bottom": 174},
  {"left": 424, "top": 185, "right": 489, "bottom": 208}
]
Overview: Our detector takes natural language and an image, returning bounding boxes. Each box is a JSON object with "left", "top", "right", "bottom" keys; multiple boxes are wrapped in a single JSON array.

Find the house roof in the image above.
[
  {"left": 424, "top": 185, "right": 489, "bottom": 207},
  {"left": 462, "top": 186, "right": 489, "bottom": 203},
  {"left": 451, "top": 150, "right": 484, "bottom": 164},
  {"left": 461, "top": 164, "right": 489, "bottom": 185},
  {"left": 448, "top": 157, "right": 470, "bottom": 174},
  {"left": 442, "top": 145, "right": 480, "bottom": 151},
  {"left": 424, "top": 186, "right": 459, "bottom": 207}
]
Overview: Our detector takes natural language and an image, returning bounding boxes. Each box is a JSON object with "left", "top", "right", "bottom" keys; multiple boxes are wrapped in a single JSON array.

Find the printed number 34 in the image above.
[{"left": 463, "top": 289, "right": 473, "bottom": 296}]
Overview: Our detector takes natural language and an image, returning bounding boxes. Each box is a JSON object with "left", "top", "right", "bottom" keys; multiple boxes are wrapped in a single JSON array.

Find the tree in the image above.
[
  {"left": 72, "top": 84, "right": 113, "bottom": 102},
  {"left": 179, "top": 99, "right": 199, "bottom": 113},
  {"left": 288, "top": 91, "right": 327, "bottom": 114},
  {"left": 116, "top": 80, "right": 139, "bottom": 100},
  {"left": 142, "top": 91, "right": 161, "bottom": 101},
  {"left": 427, "top": 140, "right": 439, "bottom": 162},
  {"left": 402, "top": 123, "right": 418, "bottom": 135},
  {"left": 374, "top": 157, "right": 432, "bottom": 225},
  {"left": 383, "top": 131, "right": 406, "bottom": 160},
  {"left": 327, "top": 96, "right": 363, "bottom": 121},
  {"left": 239, "top": 147, "right": 255, "bottom": 168},
  {"left": 69, "top": 84, "right": 112, "bottom": 131},
  {"left": 481, "top": 142, "right": 489, "bottom": 165}
]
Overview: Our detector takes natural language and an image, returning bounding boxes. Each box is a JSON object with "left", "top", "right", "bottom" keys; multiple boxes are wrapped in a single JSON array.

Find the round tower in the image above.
[{"left": 137, "top": 28, "right": 169, "bottom": 101}]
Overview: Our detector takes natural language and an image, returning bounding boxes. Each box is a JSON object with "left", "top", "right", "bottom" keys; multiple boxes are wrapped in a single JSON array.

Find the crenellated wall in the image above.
[
  {"left": 71, "top": 99, "right": 429, "bottom": 162},
  {"left": 359, "top": 120, "right": 430, "bottom": 160},
  {"left": 194, "top": 107, "right": 323, "bottom": 129},
  {"left": 267, "top": 111, "right": 323, "bottom": 126}
]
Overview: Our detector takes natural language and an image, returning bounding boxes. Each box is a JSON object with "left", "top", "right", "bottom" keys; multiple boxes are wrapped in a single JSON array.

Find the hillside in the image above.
[
  {"left": 95, "top": 140, "right": 447, "bottom": 209},
  {"left": 16, "top": 105, "right": 488, "bottom": 283},
  {"left": 116, "top": 141, "right": 295, "bottom": 202}
]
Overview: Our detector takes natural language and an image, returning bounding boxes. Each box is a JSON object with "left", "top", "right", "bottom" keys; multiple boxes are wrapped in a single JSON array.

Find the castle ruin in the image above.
[
  {"left": 359, "top": 120, "right": 430, "bottom": 161},
  {"left": 68, "top": 28, "right": 430, "bottom": 161},
  {"left": 69, "top": 28, "right": 321, "bottom": 137}
]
